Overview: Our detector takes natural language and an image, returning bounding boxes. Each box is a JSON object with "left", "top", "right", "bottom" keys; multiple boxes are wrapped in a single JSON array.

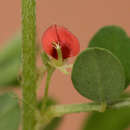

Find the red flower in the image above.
[{"left": 42, "top": 25, "right": 80, "bottom": 59}]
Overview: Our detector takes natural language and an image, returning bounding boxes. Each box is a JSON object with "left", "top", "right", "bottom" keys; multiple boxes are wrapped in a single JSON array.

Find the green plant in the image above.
[{"left": 0, "top": 0, "right": 130, "bottom": 130}]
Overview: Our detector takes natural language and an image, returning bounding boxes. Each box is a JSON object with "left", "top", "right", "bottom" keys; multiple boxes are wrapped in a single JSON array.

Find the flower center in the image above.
[{"left": 51, "top": 42, "right": 70, "bottom": 59}]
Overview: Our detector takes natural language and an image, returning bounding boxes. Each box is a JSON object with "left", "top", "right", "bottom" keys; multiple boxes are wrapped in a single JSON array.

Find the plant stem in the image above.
[
  {"left": 41, "top": 68, "right": 54, "bottom": 113},
  {"left": 22, "top": 0, "right": 37, "bottom": 130},
  {"left": 49, "top": 103, "right": 102, "bottom": 117},
  {"left": 49, "top": 97, "right": 130, "bottom": 117},
  {"left": 38, "top": 102, "right": 102, "bottom": 129},
  {"left": 36, "top": 97, "right": 130, "bottom": 129},
  {"left": 38, "top": 97, "right": 130, "bottom": 128}
]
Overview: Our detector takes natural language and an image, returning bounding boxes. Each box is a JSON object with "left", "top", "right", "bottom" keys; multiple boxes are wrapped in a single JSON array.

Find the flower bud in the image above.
[{"left": 42, "top": 25, "right": 80, "bottom": 59}]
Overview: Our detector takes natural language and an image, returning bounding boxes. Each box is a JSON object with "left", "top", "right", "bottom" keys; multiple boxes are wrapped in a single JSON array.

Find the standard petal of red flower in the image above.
[{"left": 42, "top": 25, "right": 80, "bottom": 59}]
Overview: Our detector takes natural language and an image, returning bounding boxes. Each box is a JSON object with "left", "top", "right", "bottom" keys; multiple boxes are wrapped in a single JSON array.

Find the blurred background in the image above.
[{"left": 0, "top": 0, "right": 130, "bottom": 130}]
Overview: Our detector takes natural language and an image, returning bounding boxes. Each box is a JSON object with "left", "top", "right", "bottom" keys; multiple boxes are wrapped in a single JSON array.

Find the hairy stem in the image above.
[{"left": 22, "top": 0, "right": 37, "bottom": 130}]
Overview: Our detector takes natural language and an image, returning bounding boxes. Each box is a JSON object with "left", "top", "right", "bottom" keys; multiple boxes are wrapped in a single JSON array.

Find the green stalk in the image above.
[
  {"left": 41, "top": 68, "right": 54, "bottom": 113},
  {"left": 36, "top": 97, "right": 130, "bottom": 129},
  {"left": 22, "top": 0, "right": 37, "bottom": 130},
  {"left": 38, "top": 97, "right": 130, "bottom": 129},
  {"left": 50, "top": 98, "right": 130, "bottom": 116}
]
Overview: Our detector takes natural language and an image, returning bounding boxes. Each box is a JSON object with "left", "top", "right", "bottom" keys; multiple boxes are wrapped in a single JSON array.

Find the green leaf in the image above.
[
  {"left": 41, "top": 51, "right": 50, "bottom": 69},
  {"left": 44, "top": 117, "right": 62, "bottom": 130},
  {"left": 82, "top": 93, "right": 130, "bottom": 130},
  {"left": 0, "top": 93, "right": 21, "bottom": 130},
  {"left": 0, "top": 34, "right": 21, "bottom": 87},
  {"left": 0, "top": 34, "right": 21, "bottom": 66},
  {"left": 0, "top": 58, "right": 20, "bottom": 87},
  {"left": 38, "top": 98, "right": 62, "bottom": 130},
  {"left": 82, "top": 109, "right": 130, "bottom": 130},
  {"left": 88, "top": 26, "right": 130, "bottom": 87},
  {"left": 71, "top": 47, "right": 125, "bottom": 103},
  {"left": 44, "top": 98, "right": 62, "bottom": 130}
]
